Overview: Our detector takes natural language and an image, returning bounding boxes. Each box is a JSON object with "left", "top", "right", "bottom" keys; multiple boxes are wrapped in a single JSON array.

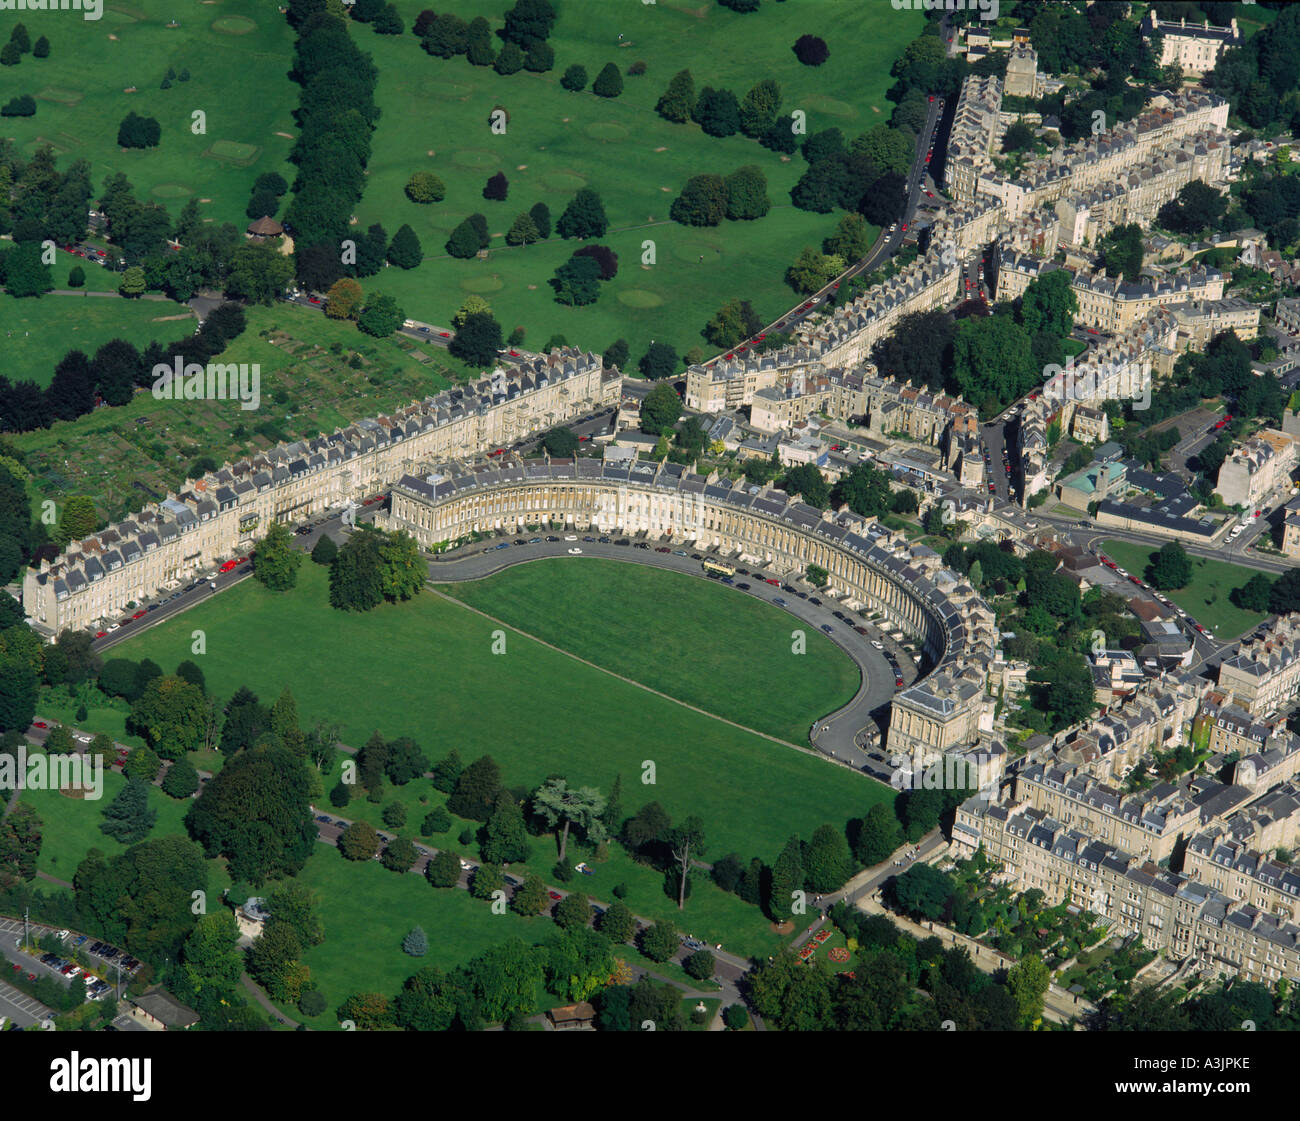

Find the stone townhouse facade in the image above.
[
  {"left": 995, "top": 252, "right": 1224, "bottom": 334},
  {"left": 683, "top": 346, "right": 826, "bottom": 413},
  {"left": 23, "top": 349, "right": 619, "bottom": 633},
  {"left": 1167, "top": 297, "right": 1261, "bottom": 350},
  {"left": 1053, "top": 130, "right": 1231, "bottom": 249},
  {"left": 944, "top": 74, "right": 1004, "bottom": 203},
  {"left": 953, "top": 799, "right": 1300, "bottom": 987},
  {"left": 1012, "top": 762, "right": 1200, "bottom": 862},
  {"left": 804, "top": 248, "right": 962, "bottom": 368},
  {"left": 1217, "top": 615, "right": 1300, "bottom": 717},
  {"left": 1003, "top": 43, "right": 1040, "bottom": 99},
  {"left": 1214, "top": 429, "right": 1298, "bottom": 510},
  {"left": 1142, "top": 8, "right": 1243, "bottom": 76},
  {"left": 980, "top": 90, "right": 1230, "bottom": 224},
  {"left": 1185, "top": 824, "right": 1300, "bottom": 921}
]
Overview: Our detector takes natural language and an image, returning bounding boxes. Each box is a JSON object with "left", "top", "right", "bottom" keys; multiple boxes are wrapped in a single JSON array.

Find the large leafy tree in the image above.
[
  {"left": 556, "top": 188, "right": 608, "bottom": 239},
  {"left": 253, "top": 521, "right": 302, "bottom": 591},
  {"left": 184, "top": 745, "right": 317, "bottom": 884},
  {"left": 532, "top": 778, "right": 606, "bottom": 862},
  {"left": 640, "top": 382, "right": 682, "bottom": 435},
  {"left": 481, "top": 790, "right": 530, "bottom": 865},
  {"left": 447, "top": 754, "right": 503, "bottom": 820},
  {"left": 655, "top": 69, "right": 695, "bottom": 123},
  {"left": 129, "top": 674, "right": 207, "bottom": 760},
  {"left": 448, "top": 310, "right": 503, "bottom": 368}
]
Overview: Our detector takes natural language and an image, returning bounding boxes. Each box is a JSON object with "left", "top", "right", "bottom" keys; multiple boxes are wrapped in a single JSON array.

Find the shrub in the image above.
[
  {"left": 421, "top": 807, "right": 451, "bottom": 834},
  {"left": 560, "top": 64, "right": 587, "bottom": 91},
  {"left": 793, "top": 34, "right": 829, "bottom": 66},
  {"left": 405, "top": 171, "right": 446, "bottom": 204},
  {"left": 67, "top": 266, "right": 85, "bottom": 288},
  {"left": 298, "top": 990, "right": 327, "bottom": 1017},
  {"left": 0, "top": 94, "right": 36, "bottom": 117}
]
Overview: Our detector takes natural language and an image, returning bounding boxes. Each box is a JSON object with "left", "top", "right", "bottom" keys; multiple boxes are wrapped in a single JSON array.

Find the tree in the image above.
[
  {"left": 541, "top": 426, "right": 579, "bottom": 457},
  {"left": 481, "top": 790, "right": 530, "bottom": 865},
  {"left": 403, "top": 926, "right": 428, "bottom": 956},
  {"left": 1148, "top": 542, "right": 1192, "bottom": 591},
  {"left": 0, "top": 658, "right": 37, "bottom": 733},
  {"left": 1233, "top": 572, "right": 1273, "bottom": 613},
  {"left": 465, "top": 15, "right": 496, "bottom": 65},
  {"left": 358, "top": 293, "right": 405, "bottom": 338},
  {"left": 253, "top": 522, "right": 302, "bottom": 592},
  {"left": 692, "top": 86, "right": 740, "bottom": 137},
  {"left": 780, "top": 463, "right": 829, "bottom": 508},
  {"left": 656, "top": 69, "right": 695, "bottom": 123},
  {"left": 387, "top": 224, "right": 423, "bottom": 269},
  {"left": 185, "top": 746, "right": 317, "bottom": 883},
  {"left": 704, "top": 298, "right": 763, "bottom": 349},
  {"left": 667, "top": 816, "right": 704, "bottom": 910},
  {"left": 432, "top": 750, "right": 464, "bottom": 794},
  {"left": 638, "top": 341, "right": 678, "bottom": 381},
  {"left": 117, "top": 112, "right": 161, "bottom": 149},
  {"left": 739, "top": 77, "right": 781, "bottom": 138},
  {"left": 524, "top": 39, "right": 554, "bottom": 72},
  {"left": 445, "top": 219, "right": 481, "bottom": 260},
  {"left": 100, "top": 779, "right": 156, "bottom": 844},
  {"left": 551, "top": 254, "right": 603, "bottom": 306},
  {"left": 556, "top": 189, "right": 607, "bottom": 239},
  {"left": 554, "top": 891, "right": 592, "bottom": 931},
  {"left": 640, "top": 919, "right": 678, "bottom": 963},
  {"left": 483, "top": 171, "right": 509, "bottom": 202},
  {"left": 560, "top": 64, "right": 588, "bottom": 92},
  {"left": 4, "top": 242, "right": 54, "bottom": 299},
  {"left": 405, "top": 171, "right": 445, "bottom": 204},
  {"left": 448, "top": 755, "right": 502, "bottom": 820},
  {"left": 684, "top": 949, "right": 715, "bottom": 981},
  {"left": 1, "top": 95, "right": 37, "bottom": 118},
  {"left": 448, "top": 311, "right": 504, "bottom": 368},
  {"left": 511, "top": 872, "right": 549, "bottom": 916},
  {"left": 181, "top": 911, "right": 244, "bottom": 996},
  {"left": 494, "top": 40, "right": 525, "bottom": 75},
  {"left": 854, "top": 803, "right": 902, "bottom": 866},
  {"left": 161, "top": 756, "right": 200, "bottom": 799},
  {"left": 533, "top": 778, "right": 606, "bottom": 862},
  {"left": 793, "top": 34, "right": 829, "bottom": 66},
  {"left": 671, "top": 174, "right": 727, "bottom": 227},
  {"left": 129, "top": 675, "right": 207, "bottom": 760},
  {"left": 804, "top": 824, "right": 853, "bottom": 892},
  {"left": 768, "top": 835, "right": 803, "bottom": 922},
  {"left": 1006, "top": 954, "right": 1050, "bottom": 1026},
  {"left": 470, "top": 861, "right": 505, "bottom": 900},
  {"left": 506, "top": 213, "right": 539, "bottom": 246},
  {"left": 641, "top": 382, "right": 682, "bottom": 434},
  {"left": 598, "top": 898, "right": 635, "bottom": 944},
  {"left": 32, "top": 35, "right": 49, "bottom": 59},
  {"left": 124, "top": 745, "right": 162, "bottom": 784},
  {"left": 338, "top": 820, "right": 380, "bottom": 861},
  {"left": 573, "top": 244, "right": 618, "bottom": 280},
  {"left": 590, "top": 61, "right": 624, "bottom": 99},
  {"left": 786, "top": 247, "right": 842, "bottom": 293},
  {"left": 893, "top": 862, "right": 953, "bottom": 920},
  {"left": 425, "top": 848, "right": 461, "bottom": 887}
]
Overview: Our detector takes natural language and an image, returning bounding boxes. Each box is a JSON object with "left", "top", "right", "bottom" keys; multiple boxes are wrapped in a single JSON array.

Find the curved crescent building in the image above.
[{"left": 383, "top": 454, "right": 999, "bottom": 761}]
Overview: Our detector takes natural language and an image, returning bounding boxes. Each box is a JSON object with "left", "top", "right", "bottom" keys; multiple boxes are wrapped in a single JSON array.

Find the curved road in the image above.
[{"left": 424, "top": 537, "right": 909, "bottom": 771}]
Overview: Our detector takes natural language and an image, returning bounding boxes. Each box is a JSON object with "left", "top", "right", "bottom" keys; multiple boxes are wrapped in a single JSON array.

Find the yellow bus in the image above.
[{"left": 702, "top": 558, "right": 736, "bottom": 577}]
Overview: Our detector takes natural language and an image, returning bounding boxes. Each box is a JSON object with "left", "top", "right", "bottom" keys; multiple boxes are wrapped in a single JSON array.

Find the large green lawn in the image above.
[
  {"left": 116, "top": 563, "right": 886, "bottom": 863},
  {"left": 1101, "top": 539, "right": 1266, "bottom": 639},
  {"left": 20, "top": 763, "right": 198, "bottom": 882},
  {"left": 0, "top": 290, "right": 194, "bottom": 387},
  {"left": 350, "top": 0, "right": 923, "bottom": 357},
  {"left": 2, "top": 0, "right": 297, "bottom": 231},
  {"left": 444, "top": 558, "right": 859, "bottom": 744}
]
